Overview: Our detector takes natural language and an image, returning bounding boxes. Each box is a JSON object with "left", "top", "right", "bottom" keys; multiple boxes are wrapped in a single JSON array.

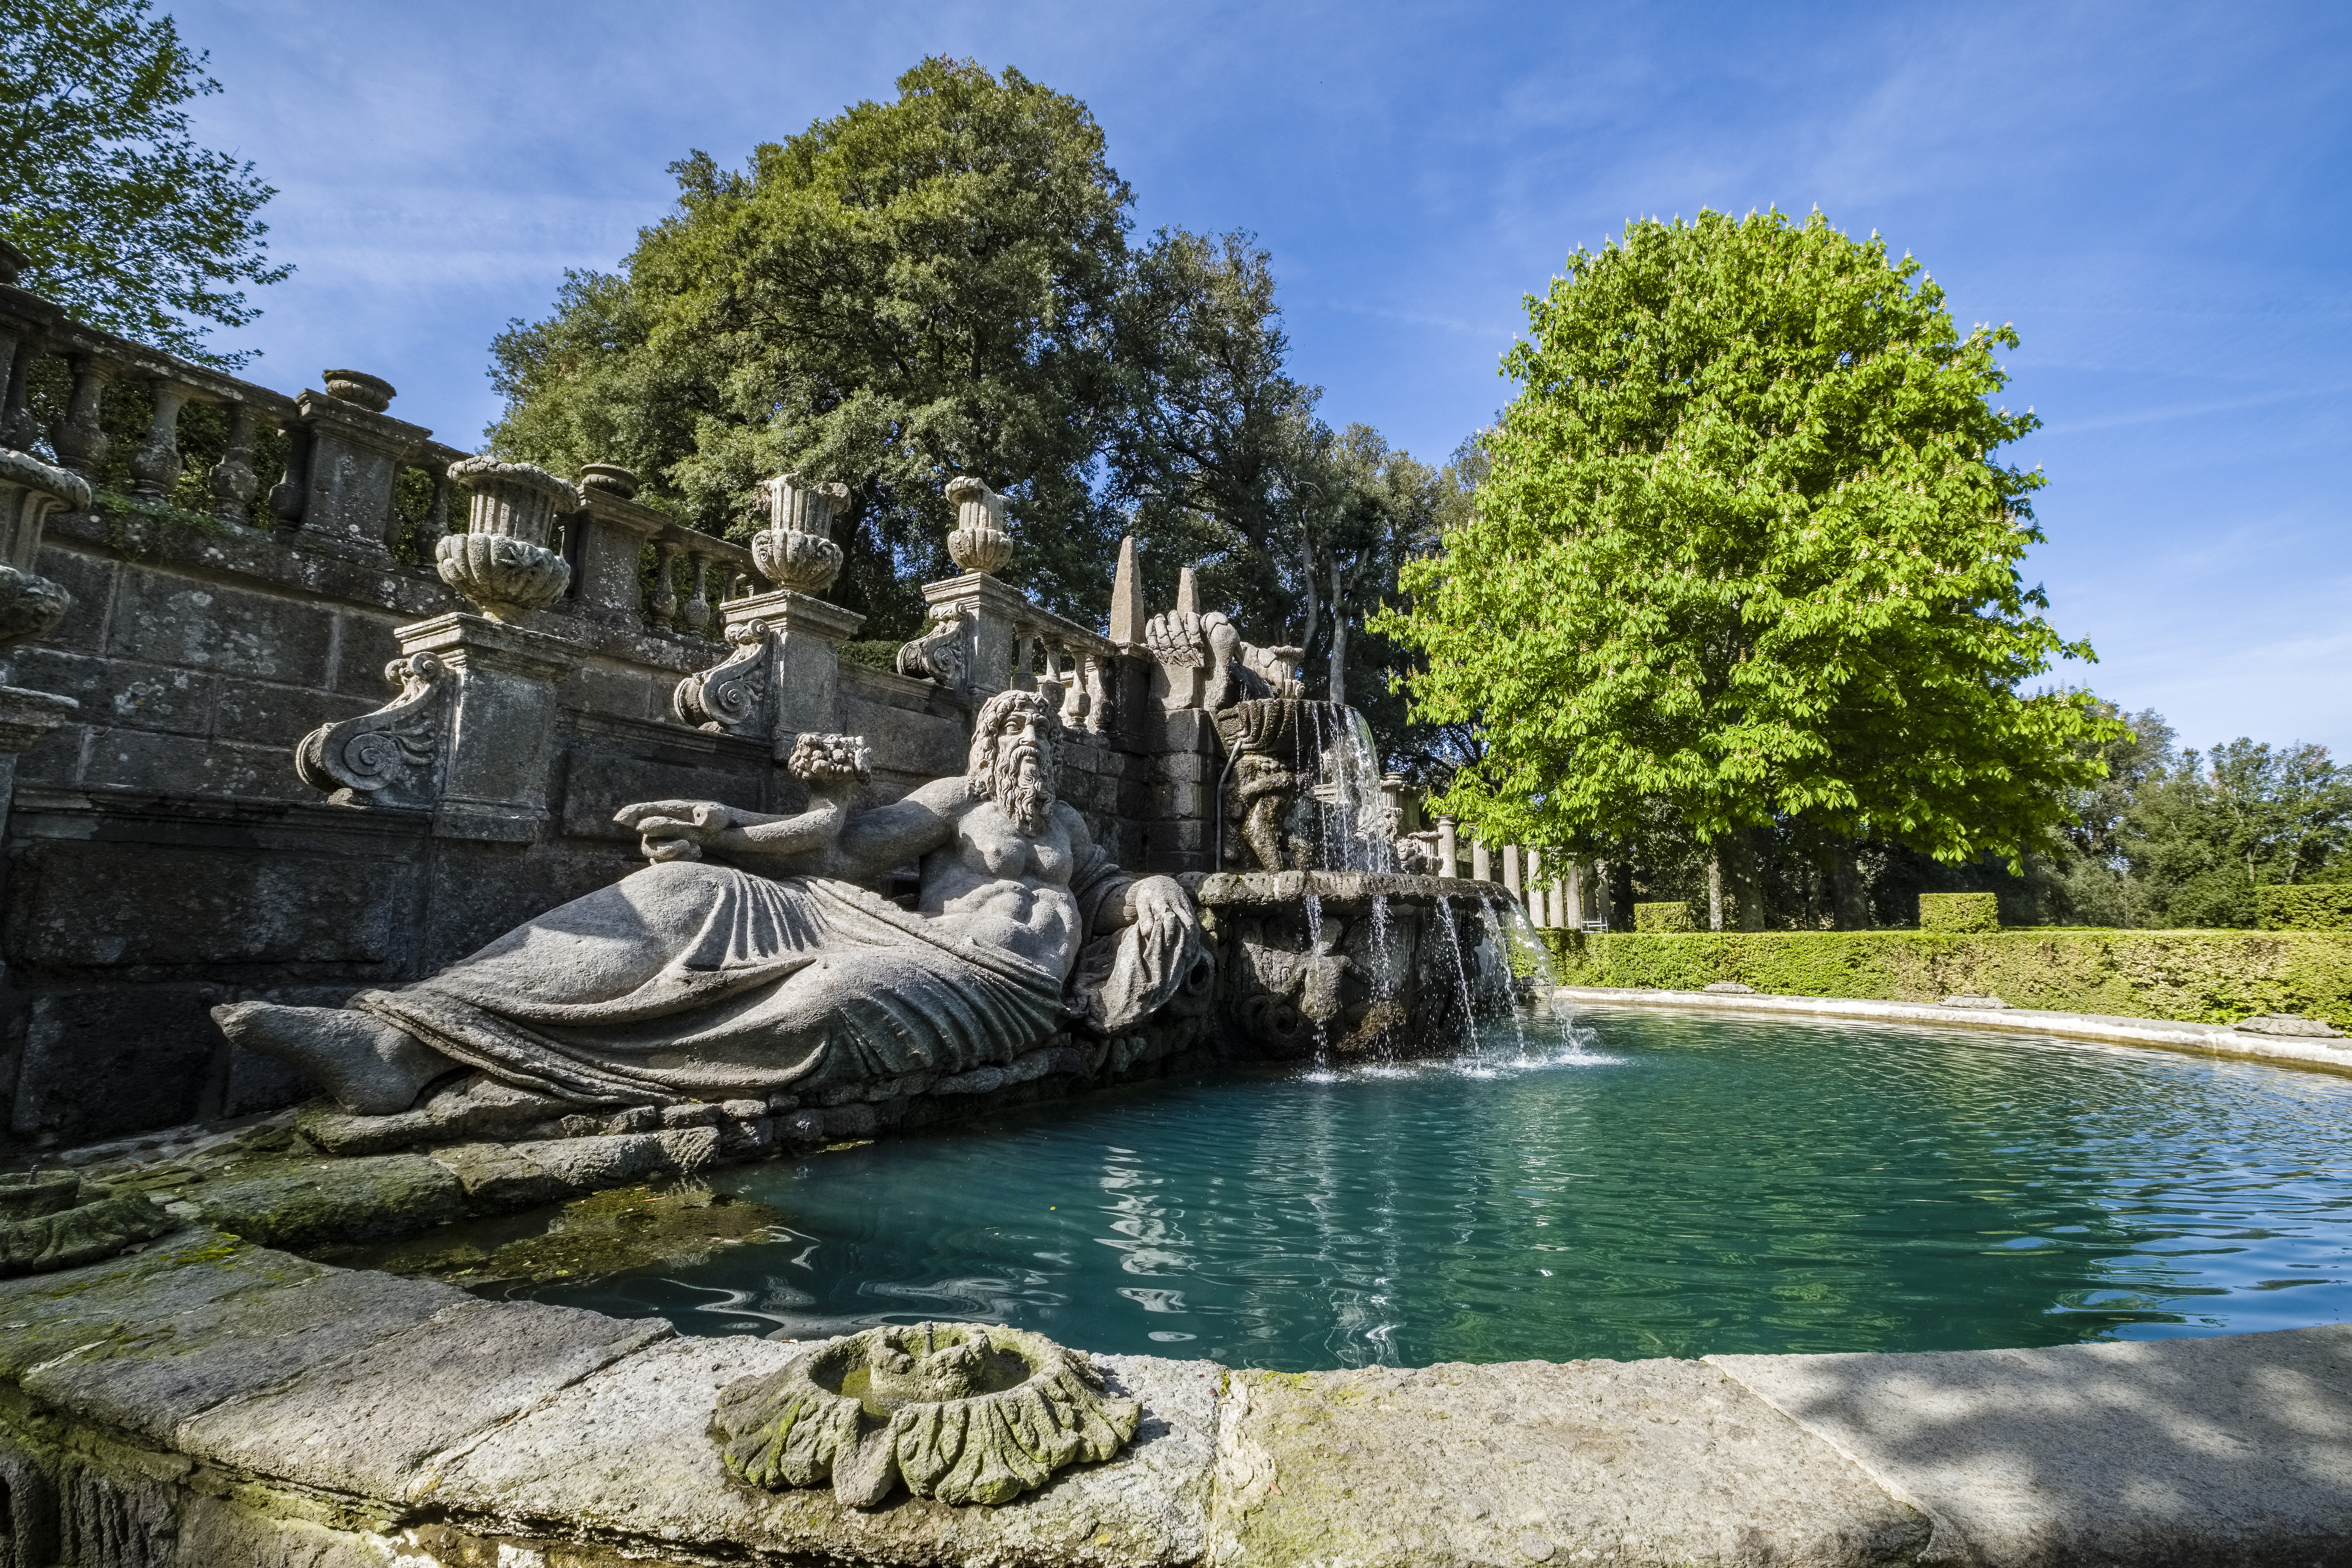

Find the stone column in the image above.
[
  {"left": 1524, "top": 847, "right": 1542, "bottom": 923},
  {"left": 1436, "top": 817, "right": 1458, "bottom": 879},
  {"left": 1471, "top": 836, "right": 1493, "bottom": 883},
  {"left": 0, "top": 451, "right": 88, "bottom": 824},
  {"left": 683, "top": 585, "right": 865, "bottom": 757},
  {"left": 1564, "top": 863, "right": 1584, "bottom": 928},
  {"left": 566, "top": 473, "right": 667, "bottom": 626},
  {"left": 292, "top": 374, "right": 432, "bottom": 561},
  {"left": 395, "top": 613, "right": 582, "bottom": 842}
]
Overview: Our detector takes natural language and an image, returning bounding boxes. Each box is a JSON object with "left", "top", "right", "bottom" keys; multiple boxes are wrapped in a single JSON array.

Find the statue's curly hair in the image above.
[{"left": 967, "top": 687, "right": 1063, "bottom": 796}]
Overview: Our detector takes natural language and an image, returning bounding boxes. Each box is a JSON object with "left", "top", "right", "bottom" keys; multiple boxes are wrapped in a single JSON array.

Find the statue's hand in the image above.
[
  {"left": 1122, "top": 874, "right": 1198, "bottom": 943},
  {"left": 1143, "top": 610, "right": 1206, "bottom": 669},
  {"left": 615, "top": 799, "right": 734, "bottom": 863}
]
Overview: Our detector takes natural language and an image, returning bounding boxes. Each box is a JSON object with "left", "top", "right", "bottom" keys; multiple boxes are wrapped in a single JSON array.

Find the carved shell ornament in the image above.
[
  {"left": 945, "top": 475, "right": 1014, "bottom": 575},
  {"left": 708, "top": 1321, "right": 1140, "bottom": 1507},
  {"left": 750, "top": 473, "right": 849, "bottom": 595}
]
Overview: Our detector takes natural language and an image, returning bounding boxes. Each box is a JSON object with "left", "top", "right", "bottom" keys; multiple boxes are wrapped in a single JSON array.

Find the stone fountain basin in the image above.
[{"left": 3, "top": 1224, "right": 2347, "bottom": 1566}]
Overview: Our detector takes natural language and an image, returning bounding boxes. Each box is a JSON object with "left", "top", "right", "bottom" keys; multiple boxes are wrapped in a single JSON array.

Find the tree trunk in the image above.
[
  {"left": 1831, "top": 846, "right": 1868, "bottom": 930},
  {"left": 1729, "top": 828, "right": 1765, "bottom": 931},
  {"left": 1327, "top": 557, "right": 1348, "bottom": 705},
  {"left": 1295, "top": 524, "right": 1320, "bottom": 669}
]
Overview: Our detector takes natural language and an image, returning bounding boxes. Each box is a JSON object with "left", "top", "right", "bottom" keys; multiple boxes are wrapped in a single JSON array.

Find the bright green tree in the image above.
[
  {"left": 1379, "top": 209, "right": 2122, "bottom": 922},
  {"left": 0, "top": 0, "right": 288, "bottom": 366},
  {"left": 491, "top": 57, "right": 1135, "bottom": 636}
]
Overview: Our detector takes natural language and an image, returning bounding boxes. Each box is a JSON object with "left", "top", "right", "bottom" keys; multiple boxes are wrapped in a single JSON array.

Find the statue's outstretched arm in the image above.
[{"left": 821, "top": 776, "right": 969, "bottom": 880}]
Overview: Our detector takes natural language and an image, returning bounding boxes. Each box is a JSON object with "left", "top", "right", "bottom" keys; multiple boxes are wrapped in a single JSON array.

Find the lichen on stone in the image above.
[{"left": 710, "top": 1321, "right": 1141, "bottom": 1508}]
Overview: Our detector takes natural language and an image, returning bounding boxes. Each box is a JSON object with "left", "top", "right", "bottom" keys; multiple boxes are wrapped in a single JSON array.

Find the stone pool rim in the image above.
[{"left": 1553, "top": 983, "right": 2352, "bottom": 1077}]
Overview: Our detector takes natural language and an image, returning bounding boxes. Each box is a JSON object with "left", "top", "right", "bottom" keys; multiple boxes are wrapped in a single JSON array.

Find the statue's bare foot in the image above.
[{"left": 211, "top": 1003, "right": 453, "bottom": 1116}]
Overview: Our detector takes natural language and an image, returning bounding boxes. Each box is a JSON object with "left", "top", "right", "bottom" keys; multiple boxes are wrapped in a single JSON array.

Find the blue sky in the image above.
[{"left": 173, "top": 0, "right": 2351, "bottom": 754}]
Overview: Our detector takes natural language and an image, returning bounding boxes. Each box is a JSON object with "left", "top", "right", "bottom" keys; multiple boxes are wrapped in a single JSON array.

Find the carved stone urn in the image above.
[
  {"left": 320, "top": 369, "right": 396, "bottom": 413},
  {"left": 944, "top": 475, "right": 1013, "bottom": 575},
  {"left": 749, "top": 472, "right": 848, "bottom": 595},
  {"left": 0, "top": 447, "right": 88, "bottom": 650},
  {"left": 438, "top": 457, "right": 577, "bottom": 620},
  {"left": 709, "top": 1321, "right": 1139, "bottom": 1508}
]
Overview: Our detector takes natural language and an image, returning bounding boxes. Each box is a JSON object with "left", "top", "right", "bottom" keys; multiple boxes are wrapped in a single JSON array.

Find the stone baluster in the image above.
[
  {"left": 652, "top": 541, "right": 683, "bottom": 629},
  {"left": 49, "top": 356, "right": 112, "bottom": 476},
  {"left": 0, "top": 325, "right": 41, "bottom": 453},
  {"left": 1082, "top": 652, "right": 1111, "bottom": 734},
  {"left": 208, "top": 402, "right": 260, "bottom": 526},
  {"left": 683, "top": 550, "right": 713, "bottom": 637},
  {"left": 126, "top": 379, "right": 189, "bottom": 499},
  {"left": 268, "top": 422, "right": 311, "bottom": 528},
  {"left": 1437, "top": 816, "right": 1458, "bottom": 878},
  {"left": 419, "top": 464, "right": 452, "bottom": 550}
]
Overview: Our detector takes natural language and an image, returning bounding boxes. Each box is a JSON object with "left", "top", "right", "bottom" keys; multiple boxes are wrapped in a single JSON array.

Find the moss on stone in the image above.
[
  {"left": 1542, "top": 928, "right": 2352, "bottom": 1029},
  {"left": 311, "top": 1180, "right": 784, "bottom": 1288}
]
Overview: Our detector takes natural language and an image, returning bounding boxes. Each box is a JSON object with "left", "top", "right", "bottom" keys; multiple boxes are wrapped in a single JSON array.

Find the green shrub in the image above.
[
  {"left": 1919, "top": 892, "right": 1999, "bottom": 933},
  {"left": 1539, "top": 927, "right": 2352, "bottom": 1031},
  {"left": 1634, "top": 901, "right": 1694, "bottom": 933},
  {"left": 2257, "top": 885, "right": 2352, "bottom": 931},
  {"left": 837, "top": 639, "right": 905, "bottom": 671}
]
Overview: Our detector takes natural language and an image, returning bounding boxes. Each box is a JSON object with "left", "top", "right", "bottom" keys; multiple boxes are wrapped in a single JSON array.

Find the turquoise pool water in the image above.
[{"left": 501, "top": 1007, "right": 2352, "bottom": 1369}]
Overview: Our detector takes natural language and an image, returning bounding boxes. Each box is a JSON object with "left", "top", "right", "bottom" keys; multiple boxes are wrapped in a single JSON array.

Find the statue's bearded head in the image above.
[{"left": 968, "top": 688, "right": 1062, "bottom": 836}]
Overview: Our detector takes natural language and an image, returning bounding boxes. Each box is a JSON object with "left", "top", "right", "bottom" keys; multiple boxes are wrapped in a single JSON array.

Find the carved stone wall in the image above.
[{"left": 0, "top": 512, "right": 1222, "bottom": 1152}]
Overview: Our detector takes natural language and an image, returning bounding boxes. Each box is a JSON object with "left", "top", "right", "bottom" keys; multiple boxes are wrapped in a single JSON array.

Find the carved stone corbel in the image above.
[
  {"left": 675, "top": 618, "right": 773, "bottom": 737},
  {"left": 294, "top": 653, "right": 450, "bottom": 808},
  {"left": 893, "top": 603, "right": 969, "bottom": 688}
]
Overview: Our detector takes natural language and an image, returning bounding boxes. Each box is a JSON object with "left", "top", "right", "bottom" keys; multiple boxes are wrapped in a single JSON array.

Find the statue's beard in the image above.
[{"left": 989, "top": 744, "right": 1055, "bottom": 836}]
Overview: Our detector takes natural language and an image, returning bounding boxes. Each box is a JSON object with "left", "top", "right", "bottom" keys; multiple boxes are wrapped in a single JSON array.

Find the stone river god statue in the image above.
[{"left": 214, "top": 689, "right": 1209, "bottom": 1122}]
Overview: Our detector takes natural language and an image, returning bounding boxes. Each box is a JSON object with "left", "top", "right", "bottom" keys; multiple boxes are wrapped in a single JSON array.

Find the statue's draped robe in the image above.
[{"left": 354, "top": 844, "right": 1188, "bottom": 1107}]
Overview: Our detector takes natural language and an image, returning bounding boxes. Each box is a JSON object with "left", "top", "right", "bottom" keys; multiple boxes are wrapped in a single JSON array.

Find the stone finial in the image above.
[
  {"left": 945, "top": 475, "right": 1012, "bottom": 575},
  {"left": 578, "top": 462, "right": 638, "bottom": 499},
  {"left": 320, "top": 370, "right": 396, "bottom": 414},
  {"left": 438, "top": 458, "right": 577, "bottom": 620},
  {"left": 0, "top": 448, "right": 87, "bottom": 651},
  {"left": 750, "top": 473, "right": 848, "bottom": 595},
  {"left": 1109, "top": 535, "right": 1144, "bottom": 645},
  {"left": 710, "top": 1321, "right": 1139, "bottom": 1508}
]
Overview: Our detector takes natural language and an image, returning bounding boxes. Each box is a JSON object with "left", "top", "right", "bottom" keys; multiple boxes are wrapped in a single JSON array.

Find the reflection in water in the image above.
[{"left": 500, "top": 1010, "right": 2352, "bottom": 1370}]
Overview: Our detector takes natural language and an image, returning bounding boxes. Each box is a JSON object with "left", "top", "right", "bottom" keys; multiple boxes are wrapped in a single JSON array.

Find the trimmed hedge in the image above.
[
  {"left": 1634, "top": 901, "right": 1694, "bottom": 933},
  {"left": 1542, "top": 927, "right": 2352, "bottom": 1031},
  {"left": 2258, "top": 885, "right": 2352, "bottom": 931},
  {"left": 1919, "top": 892, "right": 1999, "bottom": 933}
]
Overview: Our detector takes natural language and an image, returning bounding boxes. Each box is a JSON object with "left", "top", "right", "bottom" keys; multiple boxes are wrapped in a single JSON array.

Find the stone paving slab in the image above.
[
  {"left": 0, "top": 1230, "right": 323, "bottom": 1381},
  {"left": 1214, "top": 1356, "right": 1931, "bottom": 1567},
  {"left": 22, "top": 1259, "right": 466, "bottom": 1445},
  {"left": 176, "top": 1296, "right": 672, "bottom": 1498},
  {"left": 1711, "top": 1326, "right": 2352, "bottom": 1568},
  {"left": 427, "top": 1335, "right": 1222, "bottom": 1567}
]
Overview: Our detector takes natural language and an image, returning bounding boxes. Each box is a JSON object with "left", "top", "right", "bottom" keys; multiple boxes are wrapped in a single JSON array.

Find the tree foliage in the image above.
[
  {"left": 1382, "top": 208, "right": 2123, "bottom": 876},
  {"left": 492, "top": 56, "right": 1134, "bottom": 637},
  {"left": 0, "top": 0, "right": 287, "bottom": 365}
]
